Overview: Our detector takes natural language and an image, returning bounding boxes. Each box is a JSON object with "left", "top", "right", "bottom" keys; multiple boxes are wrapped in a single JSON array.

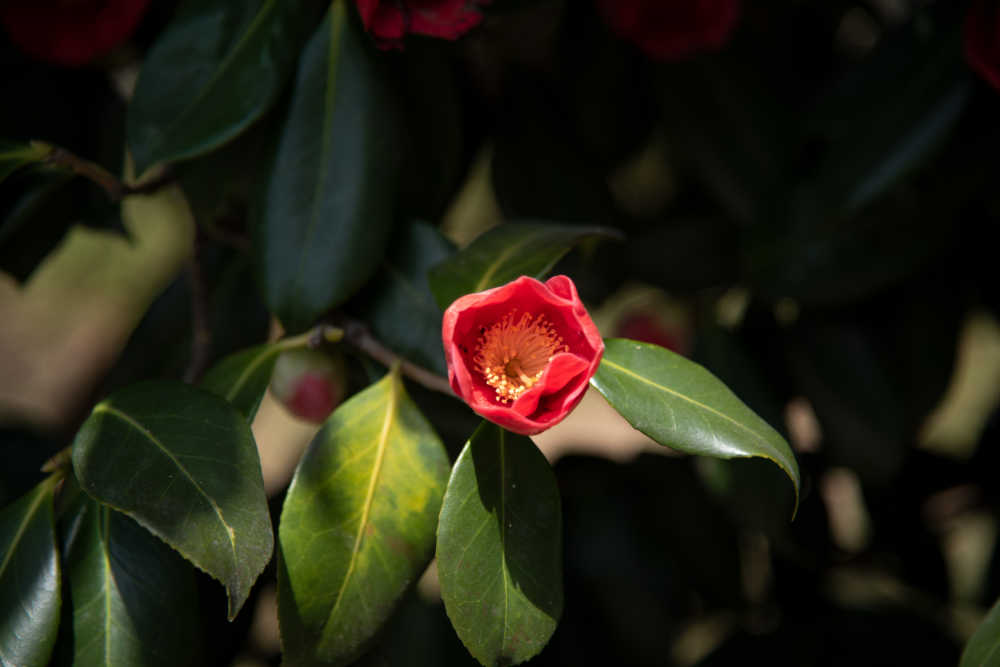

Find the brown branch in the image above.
[
  {"left": 182, "top": 238, "right": 212, "bottom": 384},
  {"left": 339, "top": 317, "right": 453, "bottom": 396},
  {"left": 42, "top": 144, "right": 174, "bottom": 202}
]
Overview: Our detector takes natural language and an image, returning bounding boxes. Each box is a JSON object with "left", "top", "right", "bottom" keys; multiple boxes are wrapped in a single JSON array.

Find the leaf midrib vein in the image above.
[
  {"left": 0, "top": 481, "right": 48, "bottom": 578},
  {"left": 473, "top": 234, "right": 539, "bottom": 293},
  {"left": 152, "top": 0, "right": 280, "bottom": 155},
  {"left": 290, "top": 5, "right": 344, "bottom": 314},
  {"left": 598, "top": 358, "right": 778, "bottom": 457},
  {"left": 224, "top": 347, "right": 280, "bottom": 403},
  {"left": 499, "top": 429, "right": 511, "bottom": 653},
  {"left": 323, "top": 374, "right": 397, "bottom": 631},
  {"left": 93, "top": 405, "right": 239, "bottom": 565},
  {"left": 100, "top": 506, "right": 113, "bottom": 664}
]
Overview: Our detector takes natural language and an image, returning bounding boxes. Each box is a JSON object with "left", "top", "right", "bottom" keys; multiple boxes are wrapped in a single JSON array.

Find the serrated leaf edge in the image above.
[{"left": 84, "top": 403, "right": 244, "bottom": 615}]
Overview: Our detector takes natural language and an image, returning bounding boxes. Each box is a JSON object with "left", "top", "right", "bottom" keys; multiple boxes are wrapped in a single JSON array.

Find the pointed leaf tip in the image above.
[
  {"left": 71, "top": 380, "right": 273, "bottom": 619},
  {"left": 591, "top": 338, "right": 800, "bottom": 516}
]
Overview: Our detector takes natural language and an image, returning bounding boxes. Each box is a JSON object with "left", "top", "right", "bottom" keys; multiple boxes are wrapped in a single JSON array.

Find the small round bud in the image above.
[{"left": 270, "top": 348, "right": 346, "bottom": 423}]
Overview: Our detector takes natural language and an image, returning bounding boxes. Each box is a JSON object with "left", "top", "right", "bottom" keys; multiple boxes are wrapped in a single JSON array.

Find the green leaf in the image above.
[
  {"left": 0, "top": 140, "right": 52, "bottom": 184},
  {"left": 961, "top": 597, "right": 1000, "bottom": 666},
  {"left": 201, "top": 343, "right": 283, "bottom": 421},
  {"left": 356, "top": 220, "right": 455, "bottom": 376},
  {"left": 71, "top": 380, "right": 273, "bottom": 619},
  {"left": 436, "top": 422, "right": 563, "bottom": 666},
  {"left": 591, "top": 338, "right": 800, "bottom": 514},
  {"left": 427, "top": 221, "right": 620, "bottom": 310},
  {"left": 0, "top": 478, "right": 60, "bottom": 667},
  {"left": 56, "top": 495, "right": 201, "bottom": 666},
  {"left": 278, "top": 367, "right": 450, "bottom": 666},
  {"left": 255, "top": 3, "right": 400, "bottom": 333},
  {"left": 127, "top": 0, "right": 322, "bottom": 173}
]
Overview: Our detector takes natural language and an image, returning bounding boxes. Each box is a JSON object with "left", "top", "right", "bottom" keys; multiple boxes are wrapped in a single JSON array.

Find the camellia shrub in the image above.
[{"left": 1, "top": 1, "right": 999, "bottom": 666}]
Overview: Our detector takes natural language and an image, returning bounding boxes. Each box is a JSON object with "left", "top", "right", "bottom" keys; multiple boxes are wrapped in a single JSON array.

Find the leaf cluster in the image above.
[{"left": 2, "top": 1, "right": 999, "bottom": 666}]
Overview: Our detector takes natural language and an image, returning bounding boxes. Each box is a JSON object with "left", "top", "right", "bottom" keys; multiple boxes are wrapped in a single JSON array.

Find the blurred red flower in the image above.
[
  {"left": 594, "top": 0, "right": 741, "bottom": 61},
  {"left": 354, "top": 0, "right": 488, "bottom": 49},
  {"left": 0, "top": 0, "right": 149, "bottom": 67},
  {"left": 616, "top": 312, "right": 684, "bottom": 354},
  {"left": 443, "top": 275, "right": 604, "bottom": 436},
  {"left": 965, "top": 0, "right": 1000, "bottom": 91}
]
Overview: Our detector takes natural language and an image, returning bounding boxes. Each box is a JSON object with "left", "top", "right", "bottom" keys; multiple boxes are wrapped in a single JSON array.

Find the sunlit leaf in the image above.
[
  {"left": 437, "top": 422, "right": 562, "bottom": 666},
  {"left": 278, "top": 367, "right": 449, "bottom": 666},
  {"left": 71, "top": 380, "right": 273, "bottom": 619},
  {"left": 428, "top": 221, "right": 620, "bottom": 310},
  {"left": 591, "top": 338, "right": 800, "bottom": 513},
  {"left": 0, "top": 478, "right": 60, "bottom": 667}
]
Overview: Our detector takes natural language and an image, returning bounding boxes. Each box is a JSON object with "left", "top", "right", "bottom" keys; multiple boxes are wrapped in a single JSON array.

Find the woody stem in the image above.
[{"left": 338, "top": 317, "right": 453, "bottom": 396}]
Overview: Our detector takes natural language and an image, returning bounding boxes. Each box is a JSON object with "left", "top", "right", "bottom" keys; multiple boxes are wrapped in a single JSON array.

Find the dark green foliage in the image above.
[{"left": 2, "top": 1, "right": 997, "bottom": 665}]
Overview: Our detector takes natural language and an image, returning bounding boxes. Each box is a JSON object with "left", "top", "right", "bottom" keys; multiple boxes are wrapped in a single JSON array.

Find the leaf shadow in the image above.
[{"left": 468, "top": 424, "right": 563, "bottom": 664}]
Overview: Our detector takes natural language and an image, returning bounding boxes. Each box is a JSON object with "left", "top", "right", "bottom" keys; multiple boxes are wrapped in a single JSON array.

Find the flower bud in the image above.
[{"left": 270, "top": 348, "right": 346, "bottom": 424}]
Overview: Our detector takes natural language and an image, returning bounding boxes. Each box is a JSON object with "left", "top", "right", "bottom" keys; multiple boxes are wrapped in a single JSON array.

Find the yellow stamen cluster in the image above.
[{"left": 474, "top": 310, "right": 568, "bottom": 404}]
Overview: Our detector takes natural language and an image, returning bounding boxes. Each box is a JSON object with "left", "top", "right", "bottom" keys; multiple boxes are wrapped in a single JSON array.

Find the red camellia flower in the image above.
[
  {"left": 594, "top": 0, "right": 741, "bottom": 61},
  {"left": 442, "top": 275, "right": 604, "bottom": 436},
  {"left": 965, "top": 0, "right": 1000, "bottom": 91},
  {"left": 0, "top": 0, "right": 149, "bottom": 67},
  {"left": 354, "top": 0, "right": 489, "bottom": 49}
]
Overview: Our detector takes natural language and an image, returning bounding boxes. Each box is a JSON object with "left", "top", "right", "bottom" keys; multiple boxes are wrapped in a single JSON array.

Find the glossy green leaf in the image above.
[
  {"left": 56, "top": 495, "right": 201, "bottom": 666},
  {"left": 427, "top": 222, "right": 620, "bottom": 310},
  {"left": 278, "top": 367, "right": 449, "bottom": 666},
  {"left": 437, "top": 422, "right": 563, "bottom": 666},
  {"left": 201, "top": 343, "right": 282, "bottom": 421},
  {"left": 255, "top": 3, "right": 399, "bottom": 333},
  {"left": 591, "top": 338, "right": 800, "bottom": 513},
  {"left": 127, "top": 0, "right": 322, "bottom": 172},
  {"left": 961, "top": 597, "right": 1000, "bottom": 666},
  {"left": 71, "top": 380, "right": 273, "bottom": 619},
  {"left": 0, "top": 478, "right": 60, "bottom": 667},
  {"left": 0, "top": 140, "right": 51, "bottom": 184},
  {"left": 356, "top": 220, "right": 455, "bottom": 376}
]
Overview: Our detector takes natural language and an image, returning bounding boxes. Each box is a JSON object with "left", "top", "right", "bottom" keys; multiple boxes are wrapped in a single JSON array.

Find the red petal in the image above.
[
  {"left": 354, "top": 0, "right": 379, "bottom": 27},
  {"left": 442, "top": 274, "right": 605, "bottom": 435},
  {"left": 511, "top": 352, "right": 589, "bottom": 417}
]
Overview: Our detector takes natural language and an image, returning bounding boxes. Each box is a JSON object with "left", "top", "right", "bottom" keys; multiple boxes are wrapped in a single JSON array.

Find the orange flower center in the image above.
[{"left": 474, "top": 310, "right": 569, "bottom": 404}]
